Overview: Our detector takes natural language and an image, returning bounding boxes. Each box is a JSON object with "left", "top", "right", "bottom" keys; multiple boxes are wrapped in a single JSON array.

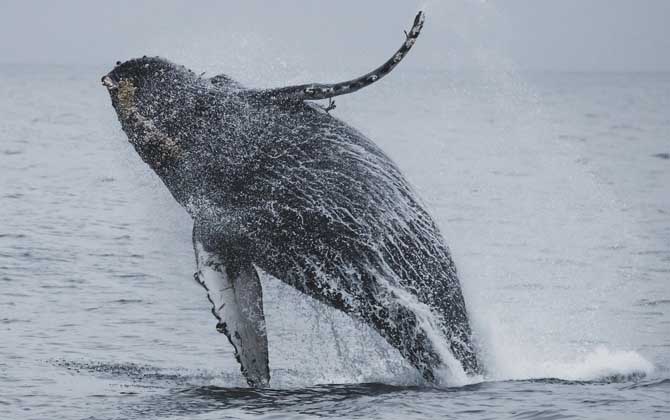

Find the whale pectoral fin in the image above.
[
  {"left": 193, "top": 237, "right": 270, "bottom": 388},
  {"left": 256, "top": 11, "right": 425, "bottom": 103}
]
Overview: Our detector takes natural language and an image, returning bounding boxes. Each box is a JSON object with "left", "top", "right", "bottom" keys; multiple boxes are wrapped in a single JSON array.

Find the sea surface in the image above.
[{"left": 1, "top": 65, "right": 669, "bottom": 419}]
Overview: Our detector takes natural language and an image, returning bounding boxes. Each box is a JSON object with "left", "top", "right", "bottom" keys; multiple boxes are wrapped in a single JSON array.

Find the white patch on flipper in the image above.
[{"left": 194, "top": 241, "right": 270, "bottom": 387}]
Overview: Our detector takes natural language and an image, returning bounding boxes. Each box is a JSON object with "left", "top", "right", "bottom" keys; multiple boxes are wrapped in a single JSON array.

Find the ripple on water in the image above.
[
  {"left": 621, "top": 378, "right": 670, "bottom": 390},
  {"left": 2, "top": 149, "right": 23, "bottom": 155}
]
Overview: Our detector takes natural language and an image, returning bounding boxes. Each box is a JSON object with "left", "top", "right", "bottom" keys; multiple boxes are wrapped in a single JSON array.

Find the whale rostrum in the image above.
[{"left": 102, "top": 11, "right": 481, "bottom": 387}]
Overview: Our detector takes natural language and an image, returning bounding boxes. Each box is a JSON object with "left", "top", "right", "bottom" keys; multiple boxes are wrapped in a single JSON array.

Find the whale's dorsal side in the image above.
[
  {"left": 193, "top": 226, "right": 270, "bottom": 387},
  {"left": 258, "top": 11, "right": 425, "bottom": 103}
]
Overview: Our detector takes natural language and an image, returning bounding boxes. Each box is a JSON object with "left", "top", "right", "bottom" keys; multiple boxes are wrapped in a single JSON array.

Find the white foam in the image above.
[
  {"left": 475, "top": 316, "right": 655, "bottom": 382},
  {"left": 525, "top": 347, "right": 654, "bottom": 382}
]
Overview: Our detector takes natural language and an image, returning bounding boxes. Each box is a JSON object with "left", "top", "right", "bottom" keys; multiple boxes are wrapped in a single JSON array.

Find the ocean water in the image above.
[{"left": 0, "top": 65, "right": 668, "bottom": 419}]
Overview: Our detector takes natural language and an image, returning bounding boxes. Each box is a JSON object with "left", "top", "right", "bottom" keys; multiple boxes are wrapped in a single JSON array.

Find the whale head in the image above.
[
  {"left": 101, "top": 56, "right": 195, "bottom": 123},
  {"left": 101, "top": 57, "right": 202, "bottom": 176}
]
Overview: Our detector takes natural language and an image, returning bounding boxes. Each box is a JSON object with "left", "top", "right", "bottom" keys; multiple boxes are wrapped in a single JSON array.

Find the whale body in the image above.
[{"left": 102, "top": 12, "right": 480, "bottom": 386}]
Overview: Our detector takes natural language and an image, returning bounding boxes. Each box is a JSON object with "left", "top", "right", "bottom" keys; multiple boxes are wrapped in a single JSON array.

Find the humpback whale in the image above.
[{"left": 101, "top": 11, "right": 480, "bottom": 387}]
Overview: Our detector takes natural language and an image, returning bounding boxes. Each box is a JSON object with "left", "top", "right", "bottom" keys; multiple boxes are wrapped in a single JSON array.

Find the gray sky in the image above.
[{"left": 0, "top": 0, "right": 668, "bottom": 76}]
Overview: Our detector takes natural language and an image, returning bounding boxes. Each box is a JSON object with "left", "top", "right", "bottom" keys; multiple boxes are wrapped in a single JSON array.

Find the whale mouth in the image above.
[{"left": 101, "top": 75, "right": 118, "bottom": 90}]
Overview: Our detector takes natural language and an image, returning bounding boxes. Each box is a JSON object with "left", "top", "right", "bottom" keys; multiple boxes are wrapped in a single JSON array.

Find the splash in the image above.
[
  {"left": 477, "top": 318, "right": 655, "bottom": 383},
  {"left": 526, "top": 347, "right": 654, "bottom": 382}
]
